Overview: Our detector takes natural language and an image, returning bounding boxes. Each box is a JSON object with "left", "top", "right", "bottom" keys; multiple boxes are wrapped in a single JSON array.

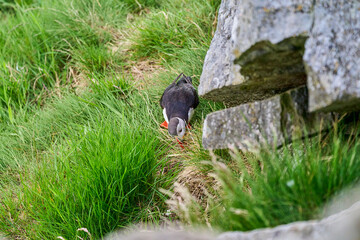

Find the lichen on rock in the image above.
[{"left": 304, "top": 0, "right": 360, "bottom": 112}]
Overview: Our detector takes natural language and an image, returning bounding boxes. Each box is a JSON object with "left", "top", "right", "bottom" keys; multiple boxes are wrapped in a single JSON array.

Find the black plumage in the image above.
[{"left": 160, "top": 73, "right": 199, "bottom": 124}]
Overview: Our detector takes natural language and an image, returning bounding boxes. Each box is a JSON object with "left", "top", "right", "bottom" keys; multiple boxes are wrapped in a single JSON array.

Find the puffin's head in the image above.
[{"left": 168, "top": 117, "right": 186, "bottom": 141}]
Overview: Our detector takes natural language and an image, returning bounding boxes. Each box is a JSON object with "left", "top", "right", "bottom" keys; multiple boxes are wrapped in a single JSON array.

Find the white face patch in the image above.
[
  {"left": 188, "top": 108, "right": 194, "bottom": 122},
  {"left": 176, "top": 118, "right": 186, "bottom": 140},
  {"left": 163, "top": 108, "right": 169, "bottom": 123}
]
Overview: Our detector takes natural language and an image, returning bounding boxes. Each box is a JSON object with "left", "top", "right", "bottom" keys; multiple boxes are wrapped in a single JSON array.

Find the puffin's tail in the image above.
[
  {"left": 172, "top": 73, "right": 184, "bottom": 84},
  {"left": 172, "top": 73, "right": 192, "bottom": 85}
]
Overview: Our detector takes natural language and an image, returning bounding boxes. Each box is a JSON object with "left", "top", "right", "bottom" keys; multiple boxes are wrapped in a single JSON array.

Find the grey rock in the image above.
[
  {"left": 105, "top": 231, "right": 215, "bottom": 240},
  {"left": 202, "top": 87, "right": 331, "bottom": 150},
  {"left": 198, "top": 0, "right": 239, "bottom": 105},
  {"left": 104, "top": 201, "right": 360, "bottom": 240},
  {"left": 202, "top": 93, "right": 282, "bottom": 150},
  {"left": 200, "top": 0, "right": 360, "bottom": 110},
  {"left": 199, "top": 0, "right": 313, "bottom": 106},
  {"left": 304, "top": 0, "right": 360, "bottom": 112},
  {"left": 216, "top": 201, "right": 360, "bottom": 240}
]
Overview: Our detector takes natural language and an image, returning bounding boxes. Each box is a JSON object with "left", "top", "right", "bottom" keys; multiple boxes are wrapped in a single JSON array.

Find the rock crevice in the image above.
[{"left": 199, "top": 0, "right": 314, "bottom": 106}]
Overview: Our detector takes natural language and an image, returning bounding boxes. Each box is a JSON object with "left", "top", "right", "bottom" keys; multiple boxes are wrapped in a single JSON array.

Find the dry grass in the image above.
[
  {"left": 158, "top": 126, "right": 221, "bottom": 228},
  {"left": 107, "top": 26, "right": 166, "bottom": 91},
  {"left": 175, "top": 166, "right": 218, "bottom": 205},
  {"left": 67, "top": 67, "right": 89, "bottom": 95},
  {"left": 125, "top": 59, "right": 165, "bottom": 90}
]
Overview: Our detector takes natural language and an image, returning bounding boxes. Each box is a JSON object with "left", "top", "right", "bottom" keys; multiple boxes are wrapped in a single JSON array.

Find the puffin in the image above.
[{"left": 160, "top": 73, "right": 199, "bottom": 143}]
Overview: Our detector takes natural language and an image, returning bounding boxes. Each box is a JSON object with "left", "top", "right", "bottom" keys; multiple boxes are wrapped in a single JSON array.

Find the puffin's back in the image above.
[{"left": 160, "top": 74, "right": 199, "bottom": 113}]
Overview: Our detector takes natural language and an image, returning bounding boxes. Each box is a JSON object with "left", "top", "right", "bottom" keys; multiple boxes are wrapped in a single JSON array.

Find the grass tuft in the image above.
[
  {"left": 171, "top": 125, "right": 360, "bottom": 231},
  {"left": 130, "top": 0, "right": 219, "bottom": 64},
  {"left": 0, "top": 88, "right": 174, "bottom": 238},
  {"left": 22, "top": 113, "right": 166, "bottom": 239}
]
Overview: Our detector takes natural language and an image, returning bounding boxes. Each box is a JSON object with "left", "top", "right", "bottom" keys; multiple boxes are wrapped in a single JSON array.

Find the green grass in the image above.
[
  {"left": 1, "top": 0, "right": 359, "bottom": 239},
  {"left": 0, "top": 86, "right": 176, "bottom": 239},
  {"left": 131, "top": 0, "right": 220, "bottom": 67},
  {"left": 22, "top": 101, "right": 167, "bottom": 239},
  {"left": 122, "top": 0, "right": 160, "bottom": 12},
  {"left": 0, "top": 0, "right": 133, "bottom": 120},
  {"left": 0, "top": 0, "right": 222, "bottom": 237},
  {"left": 173, "top": 124, "right": 360, "bottom": 231}
]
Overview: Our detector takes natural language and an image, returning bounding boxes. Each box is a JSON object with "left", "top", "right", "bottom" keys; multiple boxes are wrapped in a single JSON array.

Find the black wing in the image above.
[
  {"left": 179, "top": 76, "right": 199, "bottom": 109},
  {"left": 192, "top": 86, "right": 199, "bottom": 109},
  {"left": 160, "top": 73, "right": 185, "bottom": 108},
  {"left": 160, "top": 75, "right": 199, "bottom": 110},
  {"left": 160, "top": 83, "right": 175, "bottom": 109}
]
